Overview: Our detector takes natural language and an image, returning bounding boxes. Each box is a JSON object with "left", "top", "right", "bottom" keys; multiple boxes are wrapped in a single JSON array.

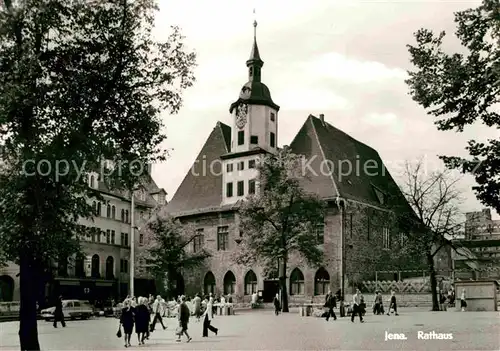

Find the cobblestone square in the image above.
[{"left": 1, "top": 308, "right": 499, "bottom": 350}]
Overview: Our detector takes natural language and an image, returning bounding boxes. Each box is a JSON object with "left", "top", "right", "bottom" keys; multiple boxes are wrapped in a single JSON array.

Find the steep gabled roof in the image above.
[
  {"left": 163, "top": 122, "right": 231, "bottom": 214},
  {"left": 291, "top": 115, "right": 410, "bottom": 210}
]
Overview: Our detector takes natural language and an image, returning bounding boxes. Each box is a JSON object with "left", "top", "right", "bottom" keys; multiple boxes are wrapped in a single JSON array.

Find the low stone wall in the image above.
[{"left": 286, "top": 293, "right": 433, "bottom": 308}]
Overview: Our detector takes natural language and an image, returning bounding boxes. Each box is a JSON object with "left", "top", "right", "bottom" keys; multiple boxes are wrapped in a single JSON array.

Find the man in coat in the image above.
[
  {"left": 324, "top": 290, "right": 337, "bottom": 321},
  {"left": 53, "top": 295, "right": 66, "bottom": 328}
]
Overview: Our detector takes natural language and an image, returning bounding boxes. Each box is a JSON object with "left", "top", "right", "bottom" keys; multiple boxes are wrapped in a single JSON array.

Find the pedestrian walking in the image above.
[
  {"left": 193, "top": 294, "right": 202, "bottom": 322},
  {"left": 460, "top": 289, "right": 467, "bottom": 312},
  {"left": 120, "top": 299, "right": 135, "bottom": 348},
  {"left": 351, "top": 289, "right": 364, "bottom": 323},
  {"left": 273, "top": 294, "right": 281, "bottom": 315},
  {"left": 150, "top": 295, "right": 167, "bottom": 331},
  {"left": 324, "top": 290, "right": 337, "bottom": 321},
  {"left": 202, "top": 297, "right": 218, "bottom": 337},
  {"left": 53, "top": 296, "right": 66, "bottom": 328},
  {"left": 176, "top": 296, "right": 192, "bottom": 343},
  {"left": 387, "top": 291, "right": 399, "bottom": 316},
  {"left": 135, "top": 297, "right": 149, "bottom": 345}
]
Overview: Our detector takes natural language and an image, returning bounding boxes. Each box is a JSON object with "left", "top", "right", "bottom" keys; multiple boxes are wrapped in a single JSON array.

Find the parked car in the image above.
[{"left": 41, "top": 300, "right": 93, "bottom": 321}]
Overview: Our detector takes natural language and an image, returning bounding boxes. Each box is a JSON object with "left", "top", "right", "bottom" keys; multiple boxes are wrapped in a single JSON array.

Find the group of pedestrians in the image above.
[
  {"left": 118, "top": 294, "right": 219, "bottom": 347},
  {"left": 317, "top": 289, "right": 399, "bottom": 324}
]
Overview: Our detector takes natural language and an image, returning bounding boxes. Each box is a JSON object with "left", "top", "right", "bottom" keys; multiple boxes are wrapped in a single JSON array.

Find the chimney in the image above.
[{"left": 319, "top": 114, "right": 325, "bottom": 124}]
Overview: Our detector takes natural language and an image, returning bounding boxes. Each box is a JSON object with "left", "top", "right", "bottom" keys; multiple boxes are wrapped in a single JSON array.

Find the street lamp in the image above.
[{"left": 129, "top": 186, "right": 139, "bottom": 297}]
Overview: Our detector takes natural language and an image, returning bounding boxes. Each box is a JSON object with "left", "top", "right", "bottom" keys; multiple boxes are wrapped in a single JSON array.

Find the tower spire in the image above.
[{"left": 247, "top": 8, "right": 263, "bottom": 81}]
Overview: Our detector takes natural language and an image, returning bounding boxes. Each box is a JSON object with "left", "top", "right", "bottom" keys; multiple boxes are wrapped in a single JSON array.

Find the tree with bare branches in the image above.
[
  {"left": 139, "top": 215, "right": 211, "bottom": 299},
  {"left": 398, "top": 159, "right": 466, "bottom": 311}
]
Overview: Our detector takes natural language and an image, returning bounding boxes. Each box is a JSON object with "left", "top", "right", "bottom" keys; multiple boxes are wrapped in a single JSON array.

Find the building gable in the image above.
[
  {"left": 164, "top": 122, "right": 231, "bottom": 214},
  {"left": 305, "top": 115, "right": 409, "bottom": 210},
  {"left": 288, "top": 117, "right": 338, "bottom": 198}
]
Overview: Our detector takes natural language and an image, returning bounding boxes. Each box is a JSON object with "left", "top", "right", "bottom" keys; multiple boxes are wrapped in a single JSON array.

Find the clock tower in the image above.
[{"left": 221, "top": 18, "right": 280, "bottom": 205}]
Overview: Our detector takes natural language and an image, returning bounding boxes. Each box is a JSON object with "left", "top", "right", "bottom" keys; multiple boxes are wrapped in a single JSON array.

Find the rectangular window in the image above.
[
  {"left": 111, "top": 230, "right": 115, "bottom": 244},
  {"left": 316, "top": 220, "right": 325, "bottom": 243},
  {"left": 120, "top": 232, "right": 124, "bottom": 246},
  {"left": 106, "top": 230, "right": 110, "bottom": 244},
  {"left": 226, "top": 182, "right": 233, "bottom": 197},
  {"left": 270, "top": 112, "right": 275, "bottom": 122},
  {"left": 270, "top": 132, "right": 275, "bottom": 148},
  {"left": 217, "top": 226, "right": 229, "bottom": 251},
  {"left": 291, "top": 280, "right": 305, "bottom": 295},
  {"left": 237, "top": 161, "right": 244, "bottom": 171},
  {"left": 237, "top": 181, "right": 244, "bottom": 196},
  {"left": 248, "top": 179, "right": 256, "bottom": 194},
  {"left": 120, "top": 259, "right": 128, "bottom": 273},
  {"left": 238, "top": 131, "right": 244, "bottom": 145},
  {"left": 139, "top": 233, "right": 144, "bottom": 245},
  {"left": 194, "top": 229, "right": 204, "bottom": 252},
  {"left": 249, "top": 160, "right": 256, "bottom": 169},
  {"left": 400, "top": 233, "right": 407, "bottom": 247},
  {"left": 226, "top": 163, "right": 233, "bottom": 172},
  {"left": 250, "top": 135, "right": 258, "bottom": 144},
  {"left": 383, "top": 227, "right": 390, "bottom": 249},
  {"left": 124, "top": 233, "right": 129, "bottom": 247}
]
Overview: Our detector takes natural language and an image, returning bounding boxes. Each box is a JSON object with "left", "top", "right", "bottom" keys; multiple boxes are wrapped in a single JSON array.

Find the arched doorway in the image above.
[
  {"left": 91, "top": 254, "right": 100, "bottom": 278},
  {"left": 105, "top": 256, "right": 114, "bottom": 280},
  {"left": 314, "top": 267, "right": 330, "bottom": 295},
  {"left": 174, "top": 273, "right": 185, "bottom": 297},
  {"left": 289, "top": 268, "right": 305, "bottom": 295},
  {"left": 244, "top": 270, "right": 257, "bottom": 295},
  {"left": 203, "top": 271, "right": 216, "bottom": 295},
  {"left": 0, "top": 275, "right": 14, "bottom": 302},
  {"left": 223, "top": 271, "right": 236, "bottom": 295}
]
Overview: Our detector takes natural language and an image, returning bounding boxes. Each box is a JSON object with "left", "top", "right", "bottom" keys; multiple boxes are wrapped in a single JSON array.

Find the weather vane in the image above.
[{"left": 253, "top": 8, "right": 257, "bottom": 38}]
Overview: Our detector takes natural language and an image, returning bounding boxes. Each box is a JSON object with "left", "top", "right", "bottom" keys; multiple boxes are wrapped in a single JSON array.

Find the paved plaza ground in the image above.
[{"left": 0, "top": 308, "right": 499, "bottom": 350}]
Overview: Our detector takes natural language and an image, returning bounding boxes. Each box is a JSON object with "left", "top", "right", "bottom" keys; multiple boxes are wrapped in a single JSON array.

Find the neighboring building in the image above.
[
  {"left": 452, "top": 208, "right": 500, "bottom": 280},
  {"left": 0, "top": 166, "right": 166, "bottom": 303},
  {"left": 160, "top": 21, "right": 416, "bottom": 303}
]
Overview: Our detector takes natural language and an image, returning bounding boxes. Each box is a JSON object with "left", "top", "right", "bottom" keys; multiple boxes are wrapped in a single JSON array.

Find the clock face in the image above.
[
  {"left": 240, "top": 86, "right": 252, "bottom": 99},
  {"left": 236, "top": 103, "right": 248, "bottom": 129}
]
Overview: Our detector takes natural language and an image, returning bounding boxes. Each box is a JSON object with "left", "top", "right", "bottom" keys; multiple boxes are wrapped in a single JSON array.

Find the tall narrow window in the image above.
[
  {"left": 106, "top": 205, "right": 111, "bottom": 218},
  {"left": 316, "top": 220, "right": 325, "bottom": 243},
  {"left": 270, "top": 132, "right": 275, "bottom": 148},
  {"left": 217, "top": 226, "right": 229, "bottom": 251},
  {"left": 270, "top": 112, "right": 275, "bottom": 122},
  {"left": 383, "top": 227, "right": 390, "bottom": 249},
  {"left": 248, "top": 179, "right": 256, "bottom": 194},
  {"left": 238, "top": 131, "right": 244, "bottom": 145},
  {"left": 139, "top": 234, "right": 144, "bottom": 245},
  {"left": 106, "top": 230, "right": 110, "bottom": 244},
  {"left": 124, "top": 233, "right": 129, "bottom": 247},
  {"left": 237, "top": 181, "right": 244, "bottom": 196},
  {"left": 249, "top": 160, "right": 256, "bottom": 169},
  {"left": 111, "top": 230, "right": 115, "bottom": 244},
  {"left": 226, "top": 182, "right": 233, "bottom": 197},
  {"left": 237, "top": 161, "right": 244, "bottom": 171},
  {"left": 250, "top": 135, "right": 258, "bottom": 144},
  {"left": 194, "top": 229, "right": 204, "bottom": 252},
  {"left": 111, "top": 205, "right": 116, "bottom": 219},
  {"left": 226, "top": 163, "right": 233, "bottom": 172}
]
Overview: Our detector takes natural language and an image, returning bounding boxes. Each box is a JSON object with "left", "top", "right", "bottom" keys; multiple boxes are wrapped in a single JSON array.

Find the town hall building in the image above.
[{"left": 161, "top": 20, "right": 414, "bottom": 303}]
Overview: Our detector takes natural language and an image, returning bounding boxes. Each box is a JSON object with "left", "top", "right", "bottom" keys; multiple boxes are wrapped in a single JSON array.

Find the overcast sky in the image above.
[{"left": 150, "top": 0, "right": 499, "bottom": 219}]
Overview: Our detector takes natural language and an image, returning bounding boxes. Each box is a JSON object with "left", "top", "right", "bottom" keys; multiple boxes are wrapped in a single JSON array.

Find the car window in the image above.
[
  {"left": 73, "top": 301, "right": 80, "bottom": 307},
  {"left": 62, "top": 301, "right": 71, "bottom": 308}
]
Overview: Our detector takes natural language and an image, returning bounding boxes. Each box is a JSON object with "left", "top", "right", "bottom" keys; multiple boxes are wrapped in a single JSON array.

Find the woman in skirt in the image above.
[{"left": 120, "top": 299, "right": 135, "bottom": 347}]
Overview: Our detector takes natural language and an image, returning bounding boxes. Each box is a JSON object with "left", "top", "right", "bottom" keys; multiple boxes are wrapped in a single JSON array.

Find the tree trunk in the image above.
[
  {"left": 280, "top": 258, "right": 289, "bottom": 313},
  {"left": 19, "top": 254, "right": 41, "bottom": 351},
  {"left": 427, "top": 253, "right": 439, "bottom": 312}
]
